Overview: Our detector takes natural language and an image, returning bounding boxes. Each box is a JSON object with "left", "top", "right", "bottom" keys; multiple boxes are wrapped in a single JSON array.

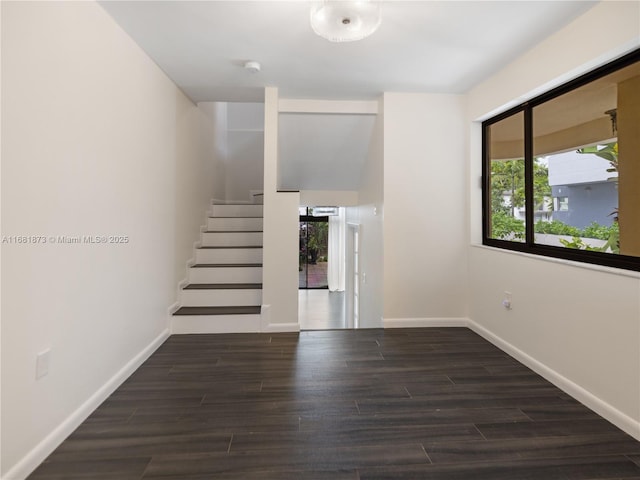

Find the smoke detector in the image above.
[{"left": 244, "top": 61, "right": 261, "bottom": 74}]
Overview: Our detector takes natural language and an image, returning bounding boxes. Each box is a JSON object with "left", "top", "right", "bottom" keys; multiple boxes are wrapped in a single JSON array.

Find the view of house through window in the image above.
[
  {"left": 532, "top": 145, "right": 619, "bottom": 252},
  {"left": 483, "top": 50, "right": 639, "bottom": 271}
]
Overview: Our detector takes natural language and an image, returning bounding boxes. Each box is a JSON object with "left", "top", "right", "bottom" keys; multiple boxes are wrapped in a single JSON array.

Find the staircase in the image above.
[{"left": 172, "top": 203, "right": 264, "bottom": 334}]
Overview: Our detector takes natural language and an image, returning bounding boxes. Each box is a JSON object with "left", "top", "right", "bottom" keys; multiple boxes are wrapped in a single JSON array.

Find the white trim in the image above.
[
  {"left": 467, "top": 318, "right": 640, "bottom": 442},
  {"left": 278, "top": 99, "right": 378, "bottom": 115},
  {"left": 382, "top": 316, "right": 640, "bottom": 440},
  {"left": 211, "top": 198, "right": 252, "bottom": 205},
  {"left": 260, "top": 304, "right": 271, "bottom": 331},
  {"left": 260, "top": 304, "right": 300, "bottom": 333},
  {"left": 4, "top": 329, "right": 170, "bottom": 480},
  {"left": 168, "top": 300, "right": 181, "bottom": 316},
  {"left": 384, "top": 317, "right": 469, "bottom": 328},
  {"left": 263, "top": 322, "right": 300, "bottom": 333},
  {"left": 250, "top": 190, "right": 264, "bottom": 204}
]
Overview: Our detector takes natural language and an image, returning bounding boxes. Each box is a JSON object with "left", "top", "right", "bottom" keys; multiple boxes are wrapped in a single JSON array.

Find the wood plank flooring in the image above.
[{"left": 28, "top": 328, "right": 640, "bottom": 479}]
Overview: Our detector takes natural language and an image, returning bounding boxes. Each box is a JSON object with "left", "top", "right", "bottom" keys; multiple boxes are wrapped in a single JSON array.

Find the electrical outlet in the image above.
[
  {"left": 502, "top": 291, "right": 512, "bottom": 310},
  {"left": 36, "top": 349, "right": 51, "bottom": 379}
]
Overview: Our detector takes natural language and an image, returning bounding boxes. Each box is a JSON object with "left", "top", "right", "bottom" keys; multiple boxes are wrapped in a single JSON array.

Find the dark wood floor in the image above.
[{"left": 29, "top": 328, "right": 640, "bottom": 479}]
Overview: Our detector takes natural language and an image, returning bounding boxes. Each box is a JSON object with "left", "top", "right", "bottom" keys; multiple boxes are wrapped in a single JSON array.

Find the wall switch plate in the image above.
[
  {"left": 36, "top": 349, "right": 51, "bottom": 379},
  {"left": 502, "top": 291, "right": 512, "bottom": 310}
]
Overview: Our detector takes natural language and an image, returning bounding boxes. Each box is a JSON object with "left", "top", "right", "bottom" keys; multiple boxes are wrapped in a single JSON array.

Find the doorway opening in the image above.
[
  {"left": 299, "top": 207, "right": 329, "bottom": 289},
  {"left": 298, "top": 206, "right": 348, "bottom": 330}
]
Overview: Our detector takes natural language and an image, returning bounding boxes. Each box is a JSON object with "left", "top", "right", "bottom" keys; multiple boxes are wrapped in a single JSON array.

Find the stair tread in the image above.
[
  {"left": 191, "top": 263, "right": 263, "bottom": 268},
  {"left": 184, "top": 283, "right": 262, "bottom": 290},
  {"left": 198, "top": 246, "right": 263, "bottom": 249},
  {"left": 173, "top": 306, "right": 261, "bottom": 316}
]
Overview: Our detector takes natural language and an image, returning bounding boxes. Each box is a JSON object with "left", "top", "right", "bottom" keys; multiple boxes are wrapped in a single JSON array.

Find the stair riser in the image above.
[
  {"left": 195, "top": 249, "right": 263, "bottom": 264},
  {"left": 188, "top": 267, "right": 262, "bottom": 284},
  {"left": 211, "top": 204, "right": 263, "bottom": 217},
  {"left": 180, "top": 289, "right": 262, "bottom": 307},
  {"left": 207, "top": 217, "right": 263, "bottom": 231},
  {"left": 172, "top": 314, "right": 262, "bottom": 334},
  {"left": 202, "top": 232, "right": 263, "bottom": 247}
]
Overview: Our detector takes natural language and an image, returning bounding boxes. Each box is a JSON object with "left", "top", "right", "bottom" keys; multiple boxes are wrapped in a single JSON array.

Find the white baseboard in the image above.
[
  {"left": 263, "top": 322, "right": 300, "bottom": 333},
  {"left": 212, "top": 198, "right": 252, "bottom": 205},
  {"left": 250, "top": 190, "right": 264, "bottom": 204},
  {"left": 4, "top": 329, "right": 170, "bottom": 480},
  {"left": 169, "top": 279, "right": 189, "bottom": 320},
  {"left": 168, "top": 301, "right": 181, "bottom": 316},
  {"left": 467, "top": 319, "right": 640, "bottom": 442},
  {"left": 383, "top": 317, "right": 469, "bottom": 328},
  {"left": 260, "top": 304, "right": 271, "bottom": 331},
  {"left": 259, "top": 304, "right": 300, "bottom": 333},
  {"left": 382, "top": 316, "right": 640, "bottom": 441}
]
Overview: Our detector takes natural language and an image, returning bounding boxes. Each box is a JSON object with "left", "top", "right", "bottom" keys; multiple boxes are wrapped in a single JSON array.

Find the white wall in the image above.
[
  {"left": 466, "top": 1, "right": 640, "bottom": 439},
  {"left": 345, "top": 98, "right": 385, "bottom": 329},
  {"left": 300, "top": 190, "right": 358, "bottom": 207},
  {"left": 261, "top": 88, "right": 300, "bottom": 331},
  {"left": 1, "top": 2, "right": 217, "bottom": 477},
  {"left": 200, "top": 102, "right": 264, "bottom": 203},
  {"left": 198, "top": 102, "right": 228, "bottom": 202},
  {"left": 174, "top": 97, "right": 222, "bottom": 285},
  {"left": 383, "top": 93, "right": 468, "bottom": 326},
  {"left": 278, "top": 113, "right": 375, "bottom": 192},
  {"left": 226, "top": 103, "right": 264, "bottom": 202}
]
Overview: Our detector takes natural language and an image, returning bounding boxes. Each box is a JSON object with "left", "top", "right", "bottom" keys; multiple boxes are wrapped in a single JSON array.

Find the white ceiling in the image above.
[
  {"left": 99, "top": 0, "right": 599, "bottom": 194},
  {"left": 99, "top": 1, "right": 597, "bottom": 103}
]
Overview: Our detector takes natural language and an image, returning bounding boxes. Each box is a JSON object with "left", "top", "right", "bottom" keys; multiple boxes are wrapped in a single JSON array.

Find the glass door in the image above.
[{"left": 299, "top": 207, "right": 329, "bottom": 289}]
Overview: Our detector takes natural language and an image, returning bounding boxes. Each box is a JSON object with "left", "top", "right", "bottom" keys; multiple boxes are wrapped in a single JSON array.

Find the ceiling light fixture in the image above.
[{"left": 310, "top": 0, "right": 381, "bottom": 43}]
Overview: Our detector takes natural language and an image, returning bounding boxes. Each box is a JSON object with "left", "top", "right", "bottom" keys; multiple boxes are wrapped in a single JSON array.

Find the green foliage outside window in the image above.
[
  {"left": 490, "top": 145, "right": 621, "bottom": 253},
  {"left": 490, "top": 158, "right": 551, "bottom": 239},
  {"left": 491, "top": 211, "right": 525, "bottom": 240}
]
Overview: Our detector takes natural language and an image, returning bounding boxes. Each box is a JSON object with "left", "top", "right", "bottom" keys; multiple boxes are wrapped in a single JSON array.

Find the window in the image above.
[
  {"left": 483, "top": 49, "right": 640, "bottom": 272},
  {"left": 556, "top": 197, "right": 569, "bottom": 212}
]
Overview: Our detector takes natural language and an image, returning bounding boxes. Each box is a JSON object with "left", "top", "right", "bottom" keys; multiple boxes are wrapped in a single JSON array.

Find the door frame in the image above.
[{"left": 345, "top": 223, "right": 360, "bottom": 329}]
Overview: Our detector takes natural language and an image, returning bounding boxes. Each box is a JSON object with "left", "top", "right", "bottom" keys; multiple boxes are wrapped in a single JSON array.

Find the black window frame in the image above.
[{"left": 482, "top": 48, "right": 640, "bottom": 272}]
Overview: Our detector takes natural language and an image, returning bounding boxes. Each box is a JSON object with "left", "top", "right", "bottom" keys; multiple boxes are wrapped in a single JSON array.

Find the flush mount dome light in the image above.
[{"left": 310, "top": 0, "right": 381, "bottom": 43}]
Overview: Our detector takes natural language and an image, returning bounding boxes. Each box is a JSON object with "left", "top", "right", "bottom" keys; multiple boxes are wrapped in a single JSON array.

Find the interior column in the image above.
[{"left": 617, "top": 74, "right": 640, "bottom": 256}]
